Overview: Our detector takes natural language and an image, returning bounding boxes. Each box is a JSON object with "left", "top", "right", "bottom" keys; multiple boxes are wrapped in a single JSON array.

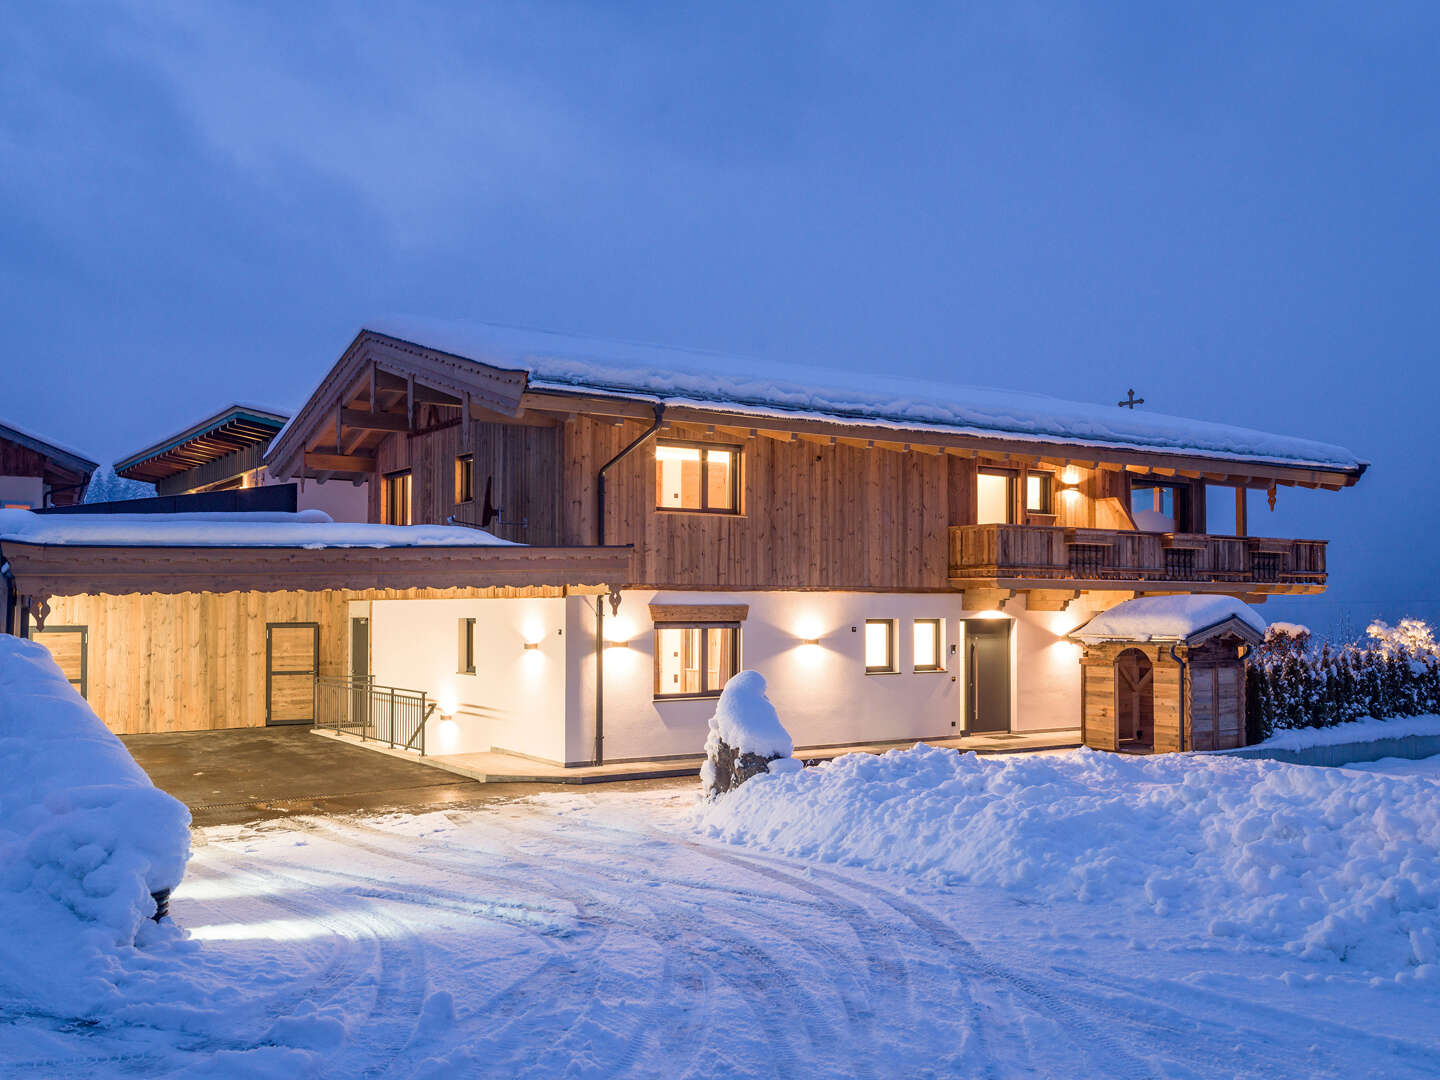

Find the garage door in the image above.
[{"left": 266, "top": 622, "right": 319, "bottom": 726}]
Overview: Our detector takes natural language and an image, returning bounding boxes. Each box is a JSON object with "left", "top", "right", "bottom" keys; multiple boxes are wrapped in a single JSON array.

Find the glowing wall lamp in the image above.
[{"left": 523, "top": 641, "right": 542, "bottom": 651}]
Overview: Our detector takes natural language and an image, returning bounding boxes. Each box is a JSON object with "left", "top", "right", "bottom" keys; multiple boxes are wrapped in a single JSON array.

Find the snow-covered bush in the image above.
[
  {"left": 701, "top": 670, "right": 800, "bottom": 798},
  {"left": 699, "top": 744, "right": 1440, "bottom": 979},
  {"left": 1247, "top": 619, "right": 1440, "bottom": 739},
  {"left": 0, "top": 635, "right": 190, "bottom": 1015}
]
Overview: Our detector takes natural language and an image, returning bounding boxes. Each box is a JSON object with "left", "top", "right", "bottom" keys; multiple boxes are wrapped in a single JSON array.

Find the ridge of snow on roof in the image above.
[
  {"left": 0, "top": 509, "right": 515, "bottom": 549},
  {"left": 1072, "top": 595, "right": 1267, "bottom": 644},
  {"left": 368, "top": 316, "right": 1361, "bottom": 472}
]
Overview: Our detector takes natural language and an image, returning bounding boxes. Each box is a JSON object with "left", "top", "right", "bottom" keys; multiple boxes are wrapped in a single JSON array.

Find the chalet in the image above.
[
  {"left": 113, "top": 403, "right": 368, "bottom": 521},
  {"left": 2, "top": 320, "right": 1365, "bottom": 763},
  {"left": 0, "top": 419, "right": 97, "bottom": 509}
]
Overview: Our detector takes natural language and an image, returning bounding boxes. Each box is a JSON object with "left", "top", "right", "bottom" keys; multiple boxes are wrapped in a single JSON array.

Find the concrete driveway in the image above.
[{"left": 121, "top": 727, "right": 683, "bottom": 827}]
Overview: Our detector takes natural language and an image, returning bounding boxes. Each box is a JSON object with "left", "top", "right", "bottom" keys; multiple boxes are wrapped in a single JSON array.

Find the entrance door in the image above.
[
  {"left": 965, "top": 620, "right": 1011, "bottom": 733},
  {"left": 349, "top": 616, "right": 371, "bottom": 733},
  {"left": 266, "top": 622, "right": 319, "bottom": 726}
]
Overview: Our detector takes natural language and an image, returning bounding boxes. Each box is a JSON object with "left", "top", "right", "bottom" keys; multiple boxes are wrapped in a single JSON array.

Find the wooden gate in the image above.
[
  {"left": 1114, "top": 648, "right": 1154, "bottom": 747},
  {"left": 1190, "top": 664, "right": 1244, "bottom": 750},
  {"left": 266, "top": 622, "right": 319, "bottom": 726}
]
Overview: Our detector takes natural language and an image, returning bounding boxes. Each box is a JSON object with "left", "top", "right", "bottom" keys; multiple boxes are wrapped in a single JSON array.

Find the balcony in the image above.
[{"left": 947, "top": 524, "right": 1327, "bottom": 597}]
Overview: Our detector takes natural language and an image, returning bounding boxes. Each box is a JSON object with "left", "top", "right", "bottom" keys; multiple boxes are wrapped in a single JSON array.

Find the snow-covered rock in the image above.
[
  {"left": 698, "top": 744, "right": 1440, "bottom": 978},
  {"left": 701, "top": 671, "right": 799, "bottom": 798},
  {"left": 0, "top": 635, "right": 191, "bottom": 1014}
]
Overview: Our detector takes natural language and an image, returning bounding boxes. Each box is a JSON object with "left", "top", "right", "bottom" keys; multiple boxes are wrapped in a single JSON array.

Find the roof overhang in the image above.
[
  {"left": 1, "top": 540, "right": 633, "bottom": 606},
  {"left": 116, "top": 405, "right": 291, "bottom": 483},
  {"left": 0, "top": 423, "right": 98, "bottom": 477}
]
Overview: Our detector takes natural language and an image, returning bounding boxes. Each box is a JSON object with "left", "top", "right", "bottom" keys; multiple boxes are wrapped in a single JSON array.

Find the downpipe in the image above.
[
  {"left": 1169, "top": 644, "right": 1188, "bottom": 751},
  {"left": 592, "top": 404, "right": 663, "bottom": 766},
  {"left": 0, "top": 545, "right": 15, "bottom": 638}
]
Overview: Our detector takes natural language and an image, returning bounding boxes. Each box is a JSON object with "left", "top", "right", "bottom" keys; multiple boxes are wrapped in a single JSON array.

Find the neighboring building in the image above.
[
  {"left": 114, "top": 404, "right": 369, "bottom": 522},
  {"left": 3, "top": 321, "right": 1366, "bottom": 761},
  {"left": 0, "top": 419, "right": 98, "bottom": 509}
]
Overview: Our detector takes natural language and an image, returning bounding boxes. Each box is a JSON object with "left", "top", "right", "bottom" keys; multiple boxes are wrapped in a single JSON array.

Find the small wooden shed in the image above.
[{"left": 1070, "top": 596, "right": 1265, "bottom": 753}]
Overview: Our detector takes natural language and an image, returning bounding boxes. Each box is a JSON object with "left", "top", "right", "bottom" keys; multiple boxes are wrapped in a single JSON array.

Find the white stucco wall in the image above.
[
  {"left": 367, "top": 596, "right": 568, "bottom": 762},
  {"left": 0, "top": 475, "right": 45, "bottom": 508},
  {"left": 582, "top": 590, "right": 1096, "bottom": 764},
  {"left": 363, "top": 589, "right": 1097, "bottom": 766}
]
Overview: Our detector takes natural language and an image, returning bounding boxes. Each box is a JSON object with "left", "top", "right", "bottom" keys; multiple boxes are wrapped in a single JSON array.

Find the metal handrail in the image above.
[{"left": 314, "top": 674, "right": 430, "bottom": 755}]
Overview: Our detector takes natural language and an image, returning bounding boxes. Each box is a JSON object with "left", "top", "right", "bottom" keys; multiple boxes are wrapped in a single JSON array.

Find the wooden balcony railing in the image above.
[{"left": 947, "top": 524, "right": 1327, "bottom": 593}]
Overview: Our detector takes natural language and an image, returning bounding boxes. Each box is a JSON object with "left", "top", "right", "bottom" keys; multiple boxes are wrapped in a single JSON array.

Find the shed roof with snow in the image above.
[{"left": 1070, "top": 595, "right": 1267, "bottom": 647}]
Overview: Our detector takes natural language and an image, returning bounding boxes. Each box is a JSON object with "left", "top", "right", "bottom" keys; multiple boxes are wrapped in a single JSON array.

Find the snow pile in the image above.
[
  {"left": 1267, "top": 621, "right": 1312, "bottom": 638},
  {"left": 0, "top": 507, "right": 515, "bottom": 548},
  {"left": 0, "top": 636, "right": 191, "bottom": 1014},
  {"left": 1073, "top": 594, "right": 1266, "bottom": 643},
  {"left": 699, "top": 745, "right": 1440, "bottom": 978},
  {"left": 368, "top": 317, "right": 1362, "bottom": 471},
  {"left": 1236, "top": 713, "right": 1440, "bottom": 752},
  {"left": 701, "top": 671, "right": 799, "bottom": 798}
]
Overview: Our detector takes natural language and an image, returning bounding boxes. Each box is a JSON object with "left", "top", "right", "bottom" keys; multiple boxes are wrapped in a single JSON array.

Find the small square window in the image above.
[
  {"left": 913, "top": 619, "right": 943, "bottom": 672},
  {"left": 455, "top": 454, "right": 474, "bottom": 504},
  {"left": 1025, "top": 472, "right": 1054, "bottom": 515},
  {"left": 865, "top": 619, "right": 896, "bottom": 673},
  {"left": 654, "top": 623, "right": 739, "bottom": 698},
  {"left": 656, "top": 442, "right": 740, "bottom": 513},
  {"left": 458, "top": 618, "right": 476, "bottom": 674}
]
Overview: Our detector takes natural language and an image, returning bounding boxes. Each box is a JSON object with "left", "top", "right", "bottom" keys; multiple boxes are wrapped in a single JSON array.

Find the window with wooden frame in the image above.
[
  {"left": 1025, "top": 471, "right": 1054, "bottom": 516},
  {"left": 655, "top": 441, "right": 741, "bottom": 513},
  {"left": 1129, "top": 477, "right": 1192, "bottom": 533},
  {"left": 653, "top": 622, "right": 740, "bottom": 698},
  {"left": 865, "top": 619, "right": 897, "bottom": 673},
  {"left": 455, "top": 454, "right": 474, "bottom": 505},
  {"left": 976, "top": 469, "right": 1017, "bottom": 525},
  {"left": 383, "top": 469, "right": 412, "bottom": 525},
  {"left": 913, "top": 619, "right": 944, "bottom": 672},
  {"left": 458, "top": 617, "right": 476, "bottom": 675},
  {"left": 34, "top": 625, "right": 87, "bottom": 698}
]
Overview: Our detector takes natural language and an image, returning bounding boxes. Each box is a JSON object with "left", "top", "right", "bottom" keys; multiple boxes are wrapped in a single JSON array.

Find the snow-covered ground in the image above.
[
  {"left": 5, "top": 766, "right": 1439, "bottom": 1079},
  {"left": 1342, "top": 752, "right": 1440, "bottom": 780}
]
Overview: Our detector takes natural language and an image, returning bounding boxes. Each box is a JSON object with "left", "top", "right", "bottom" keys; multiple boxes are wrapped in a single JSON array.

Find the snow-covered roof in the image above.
[
  {"left": 115, "top": 403, "right": 293, "bottom": 481},
  {"left": 367, "top": 317, "right": 1363, "bottom": 474},
  {"left": 0, "top": 419, "right": 98, "bottom": 475},
  {"left": 0, "top": 509, "right": 514, "bottom": 549},
  {"left": 1071, "top": 595, "right": 1267, "bottom": 645}
]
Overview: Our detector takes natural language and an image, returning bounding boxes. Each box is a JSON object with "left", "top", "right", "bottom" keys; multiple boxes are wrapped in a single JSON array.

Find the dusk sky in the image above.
[{"left": 4, "top": 2, "right": 1436, "bottom": 629}]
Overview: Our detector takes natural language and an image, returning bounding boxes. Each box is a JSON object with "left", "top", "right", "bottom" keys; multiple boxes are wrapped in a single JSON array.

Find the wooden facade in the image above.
[
  {"left": 261, "top": 330, "right": 1362, "bottom": 601},
  {"left": 37, "top": 584, "right": 589, "bottom": 735},
  {"left": 0, "top": 425, "right": 97, "bottom": 507}
]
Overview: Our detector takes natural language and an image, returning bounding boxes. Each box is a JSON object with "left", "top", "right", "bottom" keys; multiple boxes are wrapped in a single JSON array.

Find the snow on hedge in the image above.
[
  {"left": 0, "top": 636, "right": 191, "bottom": 1015},
  {"left": 699, "top": 745, "right": 1440, "bottom": 979}
]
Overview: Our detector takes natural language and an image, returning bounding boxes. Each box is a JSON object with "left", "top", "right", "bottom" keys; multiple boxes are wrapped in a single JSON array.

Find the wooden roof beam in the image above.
[{"left": 304, "top": 451, "right": 377, "bottom": 473}]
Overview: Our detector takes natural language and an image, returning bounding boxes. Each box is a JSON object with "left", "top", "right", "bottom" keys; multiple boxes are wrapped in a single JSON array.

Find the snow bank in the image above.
[
  {"left": 0, "top": 508, "right": 514, "bottom": 548},
  {"left": 699, "top": 745, "right": 1440, "bottom": 977},
  {"left": 0, "top": 636, "right": 191, "bottom": 1014},
  {"left": 1073, "top": 594, "right": 1266, "bottom": 643},
  {"left": 369, "top": 317, "right": 1361, "bottom": 471},
  {"left": 1234, "top": 713, "right": 1440, "bottom": 752}
]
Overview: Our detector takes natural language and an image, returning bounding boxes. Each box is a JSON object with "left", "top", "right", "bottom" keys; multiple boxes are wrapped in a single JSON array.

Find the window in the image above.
[
  {"left": 1025, "top": 472, "right": 1053, "bottom": 515},
  {"left": 35, "top": 626, "right": 87, "bottom": 698},
  {"left": 655, "top": 441, "right": 740, "bottom": 513},
  {"left": 458, "top": 618, "right": 476, "bottom": 674},
  {"left": 1130, "top": 478, "right": 1190, "bottom": 533},
  {"left": 383, "top": 470, "right": 412, "bottom": 525},
  {"left": 455, "top": 454, "right": 474, "bottom": 504},
  {"left": 865, "top": 619, "right": 896, "bottom": 673},
  {"left": 976, "top": 470, "right": 1016, "bottom": 525},
  {"left": 913, "top": 619, "right": 943, "bottom": 672},
  {"left": 654, "top": 623, "right": 739, "bottom": 698}
]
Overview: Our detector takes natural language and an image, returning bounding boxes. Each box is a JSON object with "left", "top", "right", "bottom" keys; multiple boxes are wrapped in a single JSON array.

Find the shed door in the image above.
[
  {"left": 1190, "top": 666, "right": 1216, "bottom": 751},
  {"left": 1215, "top": 666, "right": 1243, "bottom": 748},
  {"left": 267, "top": 622, "right": 319, "bottom": 726}
]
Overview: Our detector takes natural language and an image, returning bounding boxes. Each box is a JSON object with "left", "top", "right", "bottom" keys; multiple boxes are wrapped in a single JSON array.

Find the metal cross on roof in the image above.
[{"left": 1118, "top": 388, "right": 1144, "bottom": 409}]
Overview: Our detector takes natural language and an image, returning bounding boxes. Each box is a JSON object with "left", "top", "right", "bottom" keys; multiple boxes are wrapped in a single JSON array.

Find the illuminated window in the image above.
[
  {"left": 455, "top": 454, "right": 474, "bottom": 504},
  {"left": 976, "top": 470, "right": 1016, "bottom": 525},
  {"left": 865, "top": 619, "right": 896, "bottom": 673},
  {"left": 656, "top": 442, "right": 740, "bottom": 513},
  {"left": 913, "top": 619, "right": 943, "bottom": 672},
  {"left": 383, "top": 470, "right": 411, "bottom": 525},
  {"left": 1025, "top": 472, "right": 1053, "bottom": 515},
  {"left": 458, "top": 618, "right": 476, "bottom": 674},
  {"left": 654, "top": 623, "right": 739, "bottom": 698}
]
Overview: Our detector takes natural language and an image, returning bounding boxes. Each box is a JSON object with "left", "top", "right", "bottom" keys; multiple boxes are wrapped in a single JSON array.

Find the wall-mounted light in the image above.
[
  {"left": 523, "top": 641, "right": 541, "bottom": 650},
  {"left": 801, "top": 637, "right": 821, "bottom": 646}
]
